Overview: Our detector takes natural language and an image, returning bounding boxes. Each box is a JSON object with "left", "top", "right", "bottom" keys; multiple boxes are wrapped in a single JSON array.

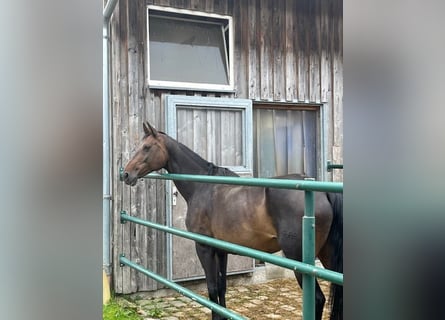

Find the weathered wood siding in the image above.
[{"left": 109, "top": 0, "right": 342, "bottom": 293}]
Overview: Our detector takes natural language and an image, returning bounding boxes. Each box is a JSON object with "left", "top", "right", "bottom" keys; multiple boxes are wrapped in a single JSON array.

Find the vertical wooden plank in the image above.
[
  {"left": 213, "top": 0, "right": 228, "bottom": 15},
  {"left": 138, "top": 0, "right": 162, "bottom": 292},
  {"left": 215, "top": 110, "right": 222, "bottom": 165},
  {"left": 127, "top": 0, "right": 145, "bottom": 293},
  {"left": 259, "top": 0, "right": 272, "bottom": 101},
  {"left": 193, "top": 108, "right": 207, "bottom": 158},
  {"left": 178, "top": 107, "right": 195, "bottom": 147},
  {"left": 140, "top": 56, "right": 151, "bottom": 291},
  {"left": 232, "top": 0, "right": 245, "bottom": 98},
  {"left": 141, "top": 92, "right": 165, "bottom": 290},
  {"left": 308, "top": 0, "right": 321, "bottom": 103},
  {"left": 170, "top": 0, "right": 186, "bottom": 9},
  {"left": 155, "top": 170, "right": 167, "bottom": 289},
  {"left": 115, "top": 0, "right": 132, "bottom": 294},
  {"left": 154, "top": 0, "right": 171, "bottom": 6},
  {"left": 332, "top": 0, "right": 343, "bottom": 182},
  {"left": 234, "top": 110, "right": 242, "bottom": 166},
  {"left": 319, "top": 1, "right": 335, "bottom": 180},
  {"left": 320, "top": 0, "right": 331, "bottom": 103},
  {"left": 190, "top": 0, "right": 205, "bottom": 11},
  {"left": 296, "top": 0, "right": 309, "bottom": 102},
  {"left": 110, "top": 0, "right": 123, "bottom": 294},
  {"left": 221, "top": 111, "right": 236, "bottom": 164},
  {"left": 272, "top": 0, "right": 285, "bottom": 101},
  {"left": 285, "top": 0, "right": 297, "bottom": 102},
  {"left": 177, "top": 108, "right": 187, "bottom": 142},
  {"left": 151, "top": 92, "right": 167, "bottom": 289},
  {"left": 206, "top": 110, "right": 217, "bottom": 163},
  {"left": 204, "top": 0, "right": 214, "bottom": 12},
  {"left": 247, "top": 0, "right": 259, "bottom": 100},
  {"left": 133, "top": 0, "right": 147, "bottom": 292}
]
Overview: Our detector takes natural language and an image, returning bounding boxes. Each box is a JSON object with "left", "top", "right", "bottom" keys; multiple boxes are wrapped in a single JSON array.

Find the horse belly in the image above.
[
  {"left": 214, "top": 226, "right": 280, "bottom": 253},
  {"left": 211, "top": 187, "right": 280, "bottom": 253}
]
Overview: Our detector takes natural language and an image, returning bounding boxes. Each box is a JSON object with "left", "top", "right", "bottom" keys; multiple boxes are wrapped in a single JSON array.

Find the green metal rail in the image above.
[
  {"left": 142, "top": 172, "right": 343, "bottom": 193},
  {"left": 119, "top": 172, "right": 343, "bottom": 320},
  {"left": 119, "top": 255, "right": 245, "bottom": 320},
  {"left": 120, "top": 212, "right": 343, "bottom": 285}
]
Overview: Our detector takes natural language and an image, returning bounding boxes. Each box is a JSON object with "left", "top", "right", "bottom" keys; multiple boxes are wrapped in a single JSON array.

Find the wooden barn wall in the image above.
[{"left": 109, "top": 0, "right": 343, "bottom": 293}]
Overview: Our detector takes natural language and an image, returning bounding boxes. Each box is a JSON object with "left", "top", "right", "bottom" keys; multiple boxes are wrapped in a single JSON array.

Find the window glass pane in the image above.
[
  {"left": 254, "top": 108, "right": 318, "bottom": 178},
  {"left": 149, "top": 16, "right": 229, "bottom": 85}
]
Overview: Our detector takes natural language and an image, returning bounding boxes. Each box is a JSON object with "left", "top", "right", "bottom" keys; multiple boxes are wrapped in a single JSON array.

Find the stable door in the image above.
[{"left": 165, "top": 95, "right": 255, "bottom": 281}]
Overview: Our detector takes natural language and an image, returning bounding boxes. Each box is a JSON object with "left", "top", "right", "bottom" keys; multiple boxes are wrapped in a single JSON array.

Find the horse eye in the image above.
[{"left": 143, "top": 145, "right": 151, "bottom": 152}]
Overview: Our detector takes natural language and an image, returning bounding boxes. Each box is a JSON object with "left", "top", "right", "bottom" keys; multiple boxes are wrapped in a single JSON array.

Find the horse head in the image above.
[{"left": 123, "top": 122, "right": 169, "bottom": 186}]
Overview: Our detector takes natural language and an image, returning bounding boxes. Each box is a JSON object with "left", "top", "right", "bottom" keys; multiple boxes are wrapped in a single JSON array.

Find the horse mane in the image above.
[
  {"left": 176, "top": 142, "right": 238, "bottom": 177},
  {"left": 161, "top": 132, "right": 238, "bottom": 177},
  {"left": 206, "top": 162, "right": 239, "bottom": 177}
]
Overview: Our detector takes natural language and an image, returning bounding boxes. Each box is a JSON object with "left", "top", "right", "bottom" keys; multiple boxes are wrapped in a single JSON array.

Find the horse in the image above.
[{"left": 123, "top": 121, "right": 343, "bottom": 320}]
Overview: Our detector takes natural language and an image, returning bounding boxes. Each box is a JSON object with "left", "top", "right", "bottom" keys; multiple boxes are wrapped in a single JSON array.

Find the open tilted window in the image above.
[{"left": 147, "top": 5, "right": 234, "bottom": 91}]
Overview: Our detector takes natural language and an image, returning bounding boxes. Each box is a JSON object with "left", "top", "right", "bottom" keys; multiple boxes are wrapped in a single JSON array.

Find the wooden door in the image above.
[{"left": 165, "top": 95, "right": 255, "bottom": 281}]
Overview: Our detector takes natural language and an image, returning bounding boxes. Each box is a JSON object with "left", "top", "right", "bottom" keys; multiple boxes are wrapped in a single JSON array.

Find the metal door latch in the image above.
[{"left": 172, "top": 186, "right": 178, "bottom": 206}]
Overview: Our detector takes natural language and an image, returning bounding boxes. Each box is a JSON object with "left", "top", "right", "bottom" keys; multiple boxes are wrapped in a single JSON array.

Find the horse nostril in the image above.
[{"left": 124, "top": 172, "right": 129, "bottom": 179}]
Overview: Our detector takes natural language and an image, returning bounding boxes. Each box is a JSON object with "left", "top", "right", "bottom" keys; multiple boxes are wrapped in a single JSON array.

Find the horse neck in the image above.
[{"left": 163, "top": 135, "right": 211, "bottom": 202}]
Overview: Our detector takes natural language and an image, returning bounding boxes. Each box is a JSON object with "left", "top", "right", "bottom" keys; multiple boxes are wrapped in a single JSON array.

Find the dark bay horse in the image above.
[{"left": 123, "top": 122, "right": 342, "bottom": 320}]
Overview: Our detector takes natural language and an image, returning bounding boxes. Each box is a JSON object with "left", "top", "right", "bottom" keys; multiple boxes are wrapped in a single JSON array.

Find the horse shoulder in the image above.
[{"left": 184, "top": 191, "right": 213, "bottom": 236}]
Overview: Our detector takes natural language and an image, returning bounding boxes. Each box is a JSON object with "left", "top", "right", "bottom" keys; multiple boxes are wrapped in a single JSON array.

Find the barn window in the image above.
[
  {"left": 253, "top": 105, "right": 321, "bottom": 179},
  {"left": 147, "top": 6, "right": 234, "bottom": 92}
]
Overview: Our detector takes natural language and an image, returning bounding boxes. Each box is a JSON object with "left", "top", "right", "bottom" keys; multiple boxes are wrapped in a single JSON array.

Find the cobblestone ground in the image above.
[{"left": 118, "top": 278, "right": 332, "bottom": 320}]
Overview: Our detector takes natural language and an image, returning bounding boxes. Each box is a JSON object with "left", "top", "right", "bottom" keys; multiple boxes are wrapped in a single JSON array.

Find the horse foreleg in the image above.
[
  {"left": 216, "top": 250, "right": 228, "bottom": 308},
  {"left": 195, "top": 243, "right": 227, "bottom": 320}
]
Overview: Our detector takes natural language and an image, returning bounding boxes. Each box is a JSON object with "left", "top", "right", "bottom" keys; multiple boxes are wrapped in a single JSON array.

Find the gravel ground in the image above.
[{"left": 118, "top": 278, "right": 332, "bottom": 320}]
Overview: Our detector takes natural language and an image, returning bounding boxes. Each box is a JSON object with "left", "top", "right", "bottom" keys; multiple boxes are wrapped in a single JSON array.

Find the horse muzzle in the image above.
[{"left": 123, "top": 171, "right": 138, "bottom": 186}]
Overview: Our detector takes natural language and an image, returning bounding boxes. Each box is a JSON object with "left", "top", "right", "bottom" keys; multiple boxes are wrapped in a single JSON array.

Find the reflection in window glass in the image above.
[{"left": 149, "top": 16, "right": 229, "bottom": 85}]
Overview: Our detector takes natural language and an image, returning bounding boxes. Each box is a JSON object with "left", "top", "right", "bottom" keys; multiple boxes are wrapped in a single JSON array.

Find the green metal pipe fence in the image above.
[
  {"left": 144, "top": 172, "right": 343, "bottom": 192},
  {"left": 120, "top": 212, "right": 343, "bottom": 285},
  {"left": 119, "top": 172, "right": 343, "bottom": 320},
  {"left": 119, "top": 255, "right": 245, "bottom": 320}
]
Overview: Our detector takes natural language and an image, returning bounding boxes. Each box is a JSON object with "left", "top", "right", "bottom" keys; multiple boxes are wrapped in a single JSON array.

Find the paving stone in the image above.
[
  {"left": 125, "top": 278, "right": 332, "bottom": 320},
  {"left": 280, "top": 305, "right": 296, "bottom": 311},
  {"left": 169, "top": 300, "right": 187, "bottom": 308},
  {"left": 138, "top": 299, "right": 155, "bottom": 306}
]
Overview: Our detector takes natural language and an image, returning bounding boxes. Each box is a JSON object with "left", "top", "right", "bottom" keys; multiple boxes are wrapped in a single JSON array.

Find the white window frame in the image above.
[{"left": 146, "top": 5, "right": 234, "bottom": 92}]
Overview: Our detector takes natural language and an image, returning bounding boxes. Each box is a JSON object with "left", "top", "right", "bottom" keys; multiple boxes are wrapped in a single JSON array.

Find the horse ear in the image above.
[
  {"left": 143, "top": 121, "right": 158, "bottom": 137},
  {"left": 143, "top": 122, "right": 150, "bottom": 135}
]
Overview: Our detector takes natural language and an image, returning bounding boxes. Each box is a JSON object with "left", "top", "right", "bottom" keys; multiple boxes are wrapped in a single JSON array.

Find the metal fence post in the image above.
[{"left": 302, "top": 189, "right": 315, "bottom": 320}]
